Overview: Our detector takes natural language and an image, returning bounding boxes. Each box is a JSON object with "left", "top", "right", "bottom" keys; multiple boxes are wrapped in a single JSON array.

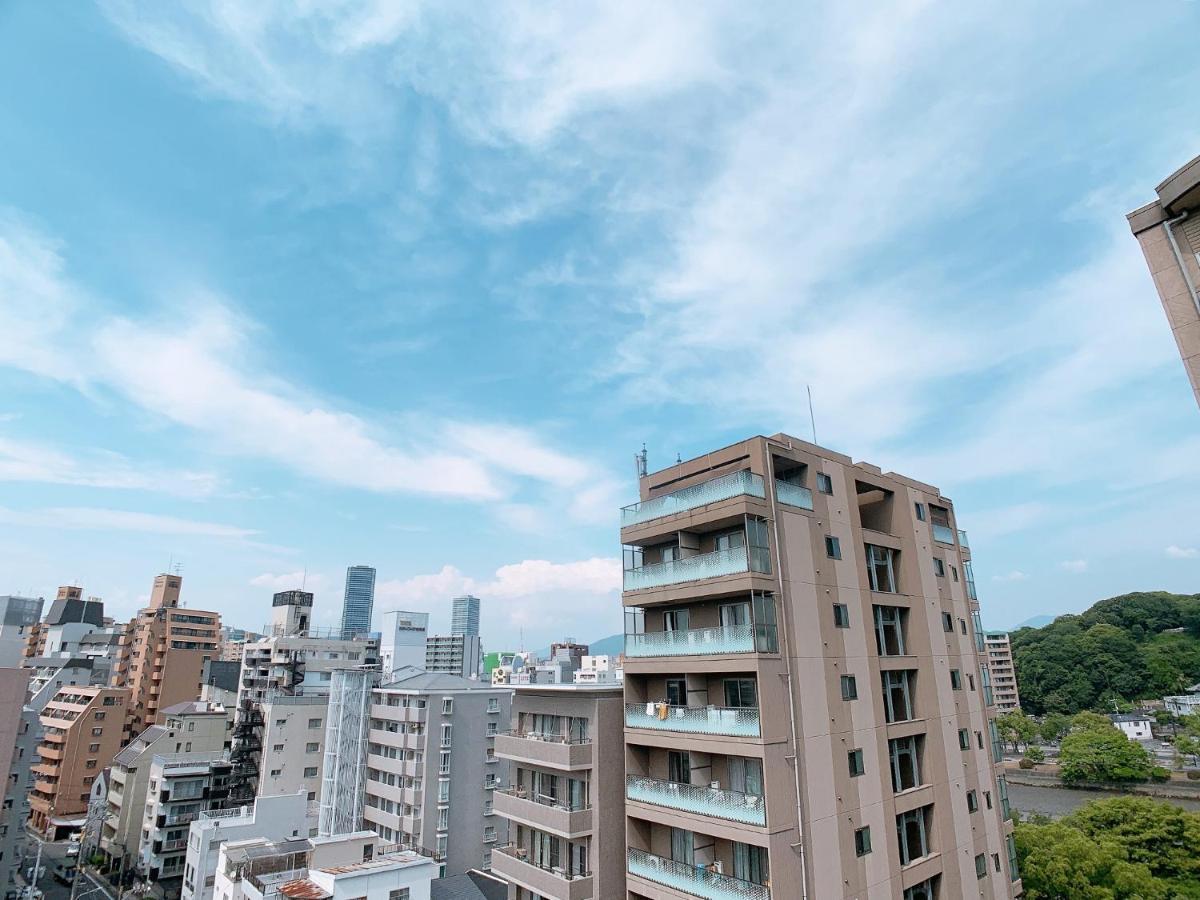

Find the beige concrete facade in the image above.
[
  {"left": 983, "top": 634, "right": 1020, "bottom": 712},
  {"left": 30, "top": 684, "right": 130, "bottom": 838},
  {"left": 620, "top": 435, "right": 1019, "bottom": 900},
  {"left": 492, "top": 683, "right": 625, "bottom": 900},
  {"left": 1128, "top": 153, "right": 1200, "bottom": 409}
]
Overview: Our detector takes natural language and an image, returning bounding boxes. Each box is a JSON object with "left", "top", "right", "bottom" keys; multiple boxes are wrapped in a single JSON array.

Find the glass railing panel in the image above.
[
  {"left": 625, "top": 625, "right": 775, "bottom": 658},
  {"left": 624, "top": 546, "right": 754, "bottom": 591},
  {"left": 626, "top": 775, "right": 765, "bottom": 826},
  {"left": 966, "top": 578, "right": 978, "bottom": 601},
  {"left": 628, "top": 848, "right": 770, "bottom": 900},
  {"left": 625, "top": 703, "right": 760, "bottom": 737},
  {"left": 958, "top": 529, "right": 969, "bottom": 548},
  {"left": 621, "top": 471, "right": 766, "bottom": 526},
  {"left": 775, "top": 481, "right": 813, "bottom": 510},
  {"left": 932, "top": 523, "right": 955, "bottom": 544}
]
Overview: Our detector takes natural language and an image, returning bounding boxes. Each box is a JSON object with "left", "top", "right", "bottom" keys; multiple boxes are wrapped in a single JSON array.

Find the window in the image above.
[
  {"left": 941, "top": 612, "right": 953, "bottom": 633},
  {"left": 984, "top": 790, "right": 993, "bottom": 810},
  {"left": 958, "top": 729, "right": 970, "bottom": 750},
  {"left": 88, "top": 743, "right": 100, "bottom": 753},
  {"left": 1007, "top": 833, "right": 1020, "bottom": 880},
  {"left": 308, "top": 718, "right": 322, "bottom": 729},
  {"left": 440, "top": 752, "right": 451, "bottom": 775},
  {"left": 817, "top": 472, "right": 833, "bottom": 494},
  {"left": 273, "top": 744, "right": 285, "bottom": 753},
  {"left": 306, "top": 742, "right": 319, "bottom": 753},
  {"left": 825, "top": 536, "right": 841, "bottom": 559},
  {"left": 663, "top": 609, "right": 689, "bottom": 632},
  {"left": 914, "top": 502, "right": 926, "bottom": 521},
  {"left": 968, "top": 673, "right": 976, "bottom": 692},
  {"left": 437, "top": 809, "right": 448, "bottom": 831},
  {"left": 889, "top": 735, "right": 922, "bottom": 792},
  {"left": 854, "top": 826, "right": 872, "bottom": 857},
  {"left": 85, "top": 759, "right": 97, "bottom": 769},
  {"left": 896, "top": 806, "right": 931, "bottom": 865},
  {"left": 874, "top": 605, "right": 906, "bottom": 656},
  {"left": 933, "top": 558, "right": 945, "bottom": 577},
  {"left": 865, "top": 544, "right": 897, "bottom": 593},
  {"left": 951, "top": 565, "right": 958, "bottom": 582},
  {"left": 440, "top": 724, "right": 453, "bottom": 748},
  {"left": 487, "top": 698, "right": 500, "bottom": 713},
  {"left": 848, "top": 749, "right": 865, "bottom": 777},
  {"left": 723, "top": 678, "right": 757, "bottom": 709},
  {"left": 483, "top": 825, "right": 496, "bottom": 842},
  {"left": 840, "top": 675, "right": 858, "bottom": 700},
  {"left": 959, "top": 618, "right": 967, "bottom": 635},
  {"left": 668, "top": 751, "right": 691, "bottom": 784},
  {"left": 93, "top": 711, "right": 105, "bottom": 721},
  {"left": 993, "top": 853, "right": 1002, "bottom": 873},
  {"left": 882, "top": 671, "right": 915, "bottom": 723},
  {"left": 387, "top": 891, "right": 410, "bottom": 900},
  {"left": 270, "top": 769, "right": 282, "bottom": 777},
  {"left": 975, "top": 853, "right": 987, "bottom": 879},
  {"left": 950, "top": 669, "right": 962, "bottom": 690},
  {"left": 303, "top": 767, "right": 318, "bottom": 777},
  {"left": 904, "top": 881, "right": 937, "bottom": 900},
  {"left": 967, "top": 789, "right": 978, "bottom": 813},
  {"left": 833, "top": 604, "right": 850, "bottom": 628},
  {"left": 665, "top": 678, "right": 686, "bottom": 706},
  {"left": 442, "top": 698, "right": 453, "bottom": 715},
  {"left": 91, "top": 728, "right": 103, "bottom": 737}
]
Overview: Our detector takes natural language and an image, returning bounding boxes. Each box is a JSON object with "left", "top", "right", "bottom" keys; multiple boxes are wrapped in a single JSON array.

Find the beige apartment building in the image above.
[
  {"left": 1128, "top": 153, "right": 1200, "bottom": 408},
  {"left": 30, "top": 684, "right": 130, "bottom": 838},
  {"left": 114, "top": 574, "right": 222, "bottom": 734},
  {"left": 983, "top": 634, "right": 1021, "bottom": 712},
  {"left": 619, "top": 435, "right": 1019, "bottom": 900},
  {"left": 492, "top": 683, "right": 626, "bottom": 900}
]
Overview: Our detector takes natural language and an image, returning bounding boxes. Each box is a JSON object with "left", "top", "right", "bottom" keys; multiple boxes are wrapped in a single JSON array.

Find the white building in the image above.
[
  {"left": 425, "top": 635, "right": 482, "bottom": 680},
  {"left": 141, "top": 752, "right": 234, "bottom": 882},
  {"left": 1165, "top": 685, "right": 1200, "bottom": 716},
  {"left": 380, "top": 612, "right": 427, "bottom": 678},
  {"left": 1110, "top": 712, "right": 1154, "bottom": 741},
  {"left": 573, "top": 655, "right": 622, "bottom": 685},
  {"left": 256, "top": 694, "right": 330, "bottom": 815},
  {"left": 182, "top": 793, "right": 310, "bottom": 900}
]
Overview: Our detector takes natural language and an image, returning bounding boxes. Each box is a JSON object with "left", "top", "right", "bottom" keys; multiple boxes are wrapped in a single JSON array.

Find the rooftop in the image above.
[
  {"left": 162, "top": 700, "right": 227, "bottom": 716},
  {"left": 379, "top": 669, "right": 507, "bottom": 693},
  {"left": 431, "top": 871, "right": 508, "bottom": 900}
]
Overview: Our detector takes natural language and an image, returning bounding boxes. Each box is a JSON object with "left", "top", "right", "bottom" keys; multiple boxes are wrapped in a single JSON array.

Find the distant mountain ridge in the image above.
[{"left": 1010, "top": 614, "right": 1055, "bottom": 631}]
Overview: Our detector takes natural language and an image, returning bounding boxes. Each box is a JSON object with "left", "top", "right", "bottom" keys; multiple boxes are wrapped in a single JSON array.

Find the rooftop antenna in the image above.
[
  {"left": 806, "top": 384, "right": 818, "bottom": 445},
  {"left": 634, "top": 444, "right": 648, "bottom": 479},
  {"left": 302, "top": 568, "right": 308, "bottom": 590}
]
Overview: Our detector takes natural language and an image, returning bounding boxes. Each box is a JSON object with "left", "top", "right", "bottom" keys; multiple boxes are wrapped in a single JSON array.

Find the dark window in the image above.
[
  {"left": 975, "top": 853, "right": 987, "bottom": 879},
  {"left": 866, "top": 544, "right": 897, "bottom": 592},
  {"left": 888, "top": 735, "right": 923, "bottom": 792},
  {"left": 848, "top": 749, "right": 865, "bottom": 777},
  {"left": 854, "top": 826, "right": 872, "bottom": 857},
  {"left": 933, "top": 558, "right": 945, "bottom": 578},
  {"left": 985, "top": 791, "right": 993, "bottom": 810},
  {"left": 833, "top": 604, "right": 850, "bottom": 628},
  {"left": 874, "top": 606, "right": 907, "bottom": 656},
  {"left": 967, "top": 790, "right": 978, "bottom": 813},
  {"left": 723, "top": 679, "right": 757, "bottom": 708},
  {"left": 817, "top": 473, "right": 833, "bottom": 494},
  {"left": 825, "top": 536, "right": 841, "bottom": 559},
  {"left": 914, "top": 503, "right": 926, "bottom": 522},
  {"left": 896, "top": 806, "right": 931, "bottom": 865},
  {"left": 941, "top": 612, "right": 953, "bottom": 633},
  {"left": 958, "top": 729, "right": 970, "bottom": 751},
  {"left": 959, "top": 618, "right": 967, "bottom": 636},
  {"left": 665, "top": 679, "right": 686, "bottom": 707},
  {"left": 841, "top": 675, "right": 858, "bottom": 700},
  {"left": 950, "top": 670, "right": 962, "bottom": 690},
  {"left": 882, "top": 670, "right": 915, "bottom": 723}
]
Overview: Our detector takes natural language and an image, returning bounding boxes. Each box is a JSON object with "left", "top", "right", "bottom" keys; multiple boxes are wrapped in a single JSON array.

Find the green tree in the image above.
[
  {"left": 1066, "top": 797, "right": 1200, "bottom": 886},
  {"left": 1059, "top": 728, "right": 1153, "bottom": 783},
  {"left": 1023, "top": 745, "right": 1045, "bottom": 764},
  {"left": 1040, "top": 713, "right": 1070, "bottom": 742},
  {"left": 1174, "top": 734, "right": 1200, "bottom": 767},
  {"left": 1071, "top": 711, "right": 1116, "bottom": 733},
  {"left": 996, "top": 710, "right": 1039, "bottom": 752}
]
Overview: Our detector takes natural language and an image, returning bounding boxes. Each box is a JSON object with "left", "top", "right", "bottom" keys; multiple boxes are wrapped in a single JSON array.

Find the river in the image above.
[{"left": 1008, "top": 781, "right": 1200, "bottom": 819}]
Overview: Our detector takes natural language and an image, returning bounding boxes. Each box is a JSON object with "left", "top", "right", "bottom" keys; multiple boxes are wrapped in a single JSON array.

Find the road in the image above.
[
  {"left": 1008, "top": 781, "right": 1200, "bottom": 819},
  {"left": 22, "top": 834, "right": 111, "bottom": 900}
]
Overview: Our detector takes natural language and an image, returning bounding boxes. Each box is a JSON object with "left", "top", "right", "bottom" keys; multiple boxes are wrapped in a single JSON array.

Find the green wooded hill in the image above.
[{"left": 1011, "top": 591, "right": 1200, "bottom": 715}]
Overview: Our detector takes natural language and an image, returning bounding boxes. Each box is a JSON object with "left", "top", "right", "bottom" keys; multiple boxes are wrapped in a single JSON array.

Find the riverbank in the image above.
[
  {"left": 1004, "top": 766, "right": 1200, "bottom": 801},
  {"left": 1008, "top": 780, "right": 1200, "bottom": 819}
]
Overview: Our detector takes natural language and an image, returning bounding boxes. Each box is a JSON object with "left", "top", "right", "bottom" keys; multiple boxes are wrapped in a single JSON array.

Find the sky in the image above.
[{"left": 1, "top": 1, "right": 1198, "bottom": 646}]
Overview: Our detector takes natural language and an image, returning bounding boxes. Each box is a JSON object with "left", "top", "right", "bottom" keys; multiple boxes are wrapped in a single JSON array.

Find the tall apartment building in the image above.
[
  {"left": 426, "top": 634, "right": 483, "bottom": 680},
  {"left": 1128, "top": 153, "right": 1200, "bottom": 409},
  {"left": 341, "top": 565, "right": 378, "bottom": 638},
  {"left": 0, "top": 596, "right": 43, "bottom": 666},
  {"left": 23, "top": 586, "right": 105, "bottom": 659},
  {"left": 619, "top": 435, "right": 1019, "bottom": 900},
  {"left": 362, "top": 670, "right": 511, "bottom": 877},
  {"left": 382, "top": 611, "right": 429, "bottom": 677},
  {"left": 30, "top": 684, "right": 130, "bottom": 838},
  {"left": 0, "top": 668, "right": 35, "bottom": 896},
  {"left": 452, "top": 596, "right": 482, "bottom": 637},
  {"left": 492, "top": 683, "right": 625, "bottom": 900},
  {"left": 140, "top": 751, "right": 234, "bottom": 882},
  {"left": 114, "top": 574, "right": 222, "bottom": 734},
  {"left": 100, "top": 700, "right": 232, "bottom": 870},
  {"left": 983, "top": 634, "right": 1021, "bottom": 712}
]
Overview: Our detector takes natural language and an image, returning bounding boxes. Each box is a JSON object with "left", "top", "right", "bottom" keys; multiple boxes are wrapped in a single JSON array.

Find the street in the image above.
[{"left": 22, "top": 834, "right": 111, "bottom": 900}]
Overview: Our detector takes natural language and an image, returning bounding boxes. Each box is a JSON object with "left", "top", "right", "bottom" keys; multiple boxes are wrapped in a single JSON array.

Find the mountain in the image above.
[{"left": 1010, "top": 614, "right": 1055, "bottom": 631}]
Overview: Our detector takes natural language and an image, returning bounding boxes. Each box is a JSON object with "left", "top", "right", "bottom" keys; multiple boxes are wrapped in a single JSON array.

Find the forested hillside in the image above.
[{"left": 1010, "top": 591, "right": 1200, "bottom": 715}]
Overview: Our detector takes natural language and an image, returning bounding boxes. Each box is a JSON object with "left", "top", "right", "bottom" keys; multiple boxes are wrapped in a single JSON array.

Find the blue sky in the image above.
[{"left": 1, "top": 1, "right": 1198, "bottom": 646}]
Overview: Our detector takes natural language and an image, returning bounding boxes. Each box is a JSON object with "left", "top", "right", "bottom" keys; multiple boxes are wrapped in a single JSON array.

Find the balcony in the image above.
[
  {"left": 774, "top": 481, "right": 813, "bottom": 510},
  {"left": 492, "top": 845, "right": 593, "bottom": 900},
  {"left": 625, "top": 704, "right": 760, "bottom": 738},
  {"left": 626, "top": 624, "right": 776, "bottom": 659},
  {"left": 627, "top": 848, "right": 770, "bottom": 900},
  {"left": 932, "top": 524, "right": 955, "bottom": 544},
  {"left": 624, "top": 546, "right": 770, "bottom": 592},
  {"left": 493, "top": 787, "right": 592, "bottom": 837},
  {"left": 494, "top": 732, "right": 593, "bottom": 771},
  {"left": 626, "top": 775, "right": 765, "bottom": 826},
  {"left": 957, "top": 529, "right": 969, "bottom": 548},
  {"left": 622, "top": 471, "right": 765, "bottom": 527}
]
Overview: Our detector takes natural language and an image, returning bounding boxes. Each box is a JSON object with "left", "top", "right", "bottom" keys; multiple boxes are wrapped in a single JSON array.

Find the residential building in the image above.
[
  {"left": 1110, "top": 713, "right": 1153, "bottom": 741},
  {"left": 573, "top": 656, "right": 622, "bottom": 686},
  {"left": 140, "top": 751, "right": 234, "bottom": 882},
  {"left": 0, "top": 668, "right": 35, "bottom": 896},
  {"left": 201, "top": 659, "right": 242, "bottom": 706},
  {"left": 26, "top": 656, "right": 114, "bottom": 716},
  {"left": 113, "top": 574, "right": 222, "bottom": 734},
  {"left": 430, "top": 872, "right": 508, "bottom": 900},
  {"left": 492, "top": 683, "right": 625, "bottom": 900},
  {"left": 983, "top": 633, "right": 1021, "bottom": 711},
  {"left": 182, "top": 793, "right": 310, "bottom": 900},
  {"left": 451, "top": 596, "right": 481, "bottom": 637},
  {"left": 255, "top": 694, "right": 330, "bottom": 816},
  {"left": 340, "top": 566, "right": 378, "bottom": 639},
  {"left": 1128, "top": 153, "right": 1200, "bottom": 408},
  {"left": 362, "top": 670, "right": 511, "bottom": 877},
  {"left": 426, "top": 635, "right": 482, "bottom": 680},
  {"left": 549, "top": 642, "right": 588, "bottom": 669},
  {"left": 30, "top": 684, "right": 130, "bottom": 838},
  {"left": 1165, "top": 685, "right": 1200, "bottom": 716},
  {"left": 490, "top": 653, "right": 535, "bottom": 687},
  {"left": 100, "top": 701, "right": 232, "bottom": 869},
  {"left": 23, "top": 587, "right": 105, "bottom": 660},
  {"left": 220, "top": 627, "right": 265, "bottom": 664},
  {"left": 620, "top": 434, "right": 1018, "bottom": 900},
  {"left": 212, "top": 832, "right": 436, "bottom": 900},
  {"left": 381, "top": 612, "right": 429, "bottom": 678},
  {"left": 0, "top": 596, "right": 43, "bottom": 667}
]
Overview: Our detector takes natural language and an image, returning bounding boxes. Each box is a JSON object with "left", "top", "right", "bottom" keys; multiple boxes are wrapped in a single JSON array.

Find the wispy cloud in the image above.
[
  {"left": 249, "top": 571, "right": 328, "bottom": 592},
  {"left": 1059, "top": 559, "right": 1088, "bottom": 573},
  {"left": 1165, "top": 545, "right": 1198, "bottom": 560},
  {"left": 992, "top": 570, "right": 1029, "bottom": 583},
  {"left": 0, "top": 505, "right": 257, "bottom": 539}
]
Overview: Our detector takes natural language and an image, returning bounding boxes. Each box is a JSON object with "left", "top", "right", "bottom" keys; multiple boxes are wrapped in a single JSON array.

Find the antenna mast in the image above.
[{"left": 806, "top": 384, "right": 818, "bottom": 445}]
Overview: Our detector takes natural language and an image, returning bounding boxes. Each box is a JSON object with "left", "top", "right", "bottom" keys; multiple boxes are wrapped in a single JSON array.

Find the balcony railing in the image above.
[
  {"left": 624, "top": 546, "right": 769, "bottom": 592},
  {"left": 957, "top": 529, "right": 969, "bottom": 548},
  {"left": 774, "top": 481, "right": 813, "bottom": 510},
  {"left": 932, "top": 523, "right": 955, "bottom": 544},
  {"left": 625, "top": 625, "right": 777, "bottom": 658},
  {"left": 625, "top": 703, "right": 760, "bottom": 738},
  {"left": 496, "top": 786, "right": 590, "bottom": 813},
  {"left": 498, "top": 730, "right": 590, "bottom": 746},
  {"left": 627, "top": 848, "right": 770, "bottom": 900},
  {"left": 626, "top": 775, "right": 765, "bottom": 826},
  {"left": 495, "top": 845, "right": 591, "bottom": 881},
  {"left": 621, "top": 471, "right": 765, "bottom": 527}
]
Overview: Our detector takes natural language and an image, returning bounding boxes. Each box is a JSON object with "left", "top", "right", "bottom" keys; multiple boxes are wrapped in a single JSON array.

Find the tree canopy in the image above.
[{"left": 1059, "top": 725, "right": 1154, "bottom": 784}]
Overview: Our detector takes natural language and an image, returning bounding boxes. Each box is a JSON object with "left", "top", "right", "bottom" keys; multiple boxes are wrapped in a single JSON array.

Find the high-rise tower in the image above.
[
  {"left": 450, "top": 595, "right": 481, "bottom": 637},
  {"left": 339, "top": 565, "right": 376, "bottom": 638}
]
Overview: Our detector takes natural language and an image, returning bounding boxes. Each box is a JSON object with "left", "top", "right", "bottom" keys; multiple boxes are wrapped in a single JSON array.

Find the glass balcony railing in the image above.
[
  {"left": 966, "top": 577, "right": 978, "bottom": 601},
  {"left": 626, "top": 775, "right": 766, "bottom": 826},
  {"left": 774, "top": 481, "right": 813, "bottom": 510},
  {"left": 628, "top": 848, "right": 770, "bottom": 900},
  {"left": 932, "top": 523, "right": 955, "bottom": 544},
  {"left": 958, "top": 529, "right": 969, "bottom": 548},
  {"left": 625, "top": 624, "right": 776, "bottom": 658},
  {"left": 621, "top": 471, "right": 766, "bottom": 527},
  {"left": 625, "top": 703, "right": 760, "bottom": 738},
  {"left": 624, "top": 546, "right": 770, "bottom": 592}
]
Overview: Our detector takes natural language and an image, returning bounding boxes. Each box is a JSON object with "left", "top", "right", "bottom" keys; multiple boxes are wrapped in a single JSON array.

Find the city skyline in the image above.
[{"left": 1, "top": 4, "right": 1199, "bottom": 649}]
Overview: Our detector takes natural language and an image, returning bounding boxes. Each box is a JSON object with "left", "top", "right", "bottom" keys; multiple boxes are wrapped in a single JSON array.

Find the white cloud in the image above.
[
  {"left": 0, "top": 505, "right": 256, "bottom": 538},
  {"left": 1165, "top": 545, "right": 1198, "bottom": 560},
  {"left": 992, "top": 570, "right": 1029, "bottom": 583},
  {"left": 249, "top": 571, "right": 328, "bottom": 592},
  {"left": 1059, "top": 559, "right": 1088, "bottom": 573}
]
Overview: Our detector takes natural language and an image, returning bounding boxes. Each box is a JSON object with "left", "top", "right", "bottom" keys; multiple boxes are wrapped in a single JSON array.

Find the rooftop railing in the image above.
[
  {"left": 621, "top": 471, "right": 765, "bottom": 527},
  {"left": 626, "top": 775, "right": 765, "bottom": 826},
  {"left": 627, "top": 848, "right": 770, "bottom": 900},
  {"left": 624, "top": 703, "right": 760, "bottom": 738}
]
